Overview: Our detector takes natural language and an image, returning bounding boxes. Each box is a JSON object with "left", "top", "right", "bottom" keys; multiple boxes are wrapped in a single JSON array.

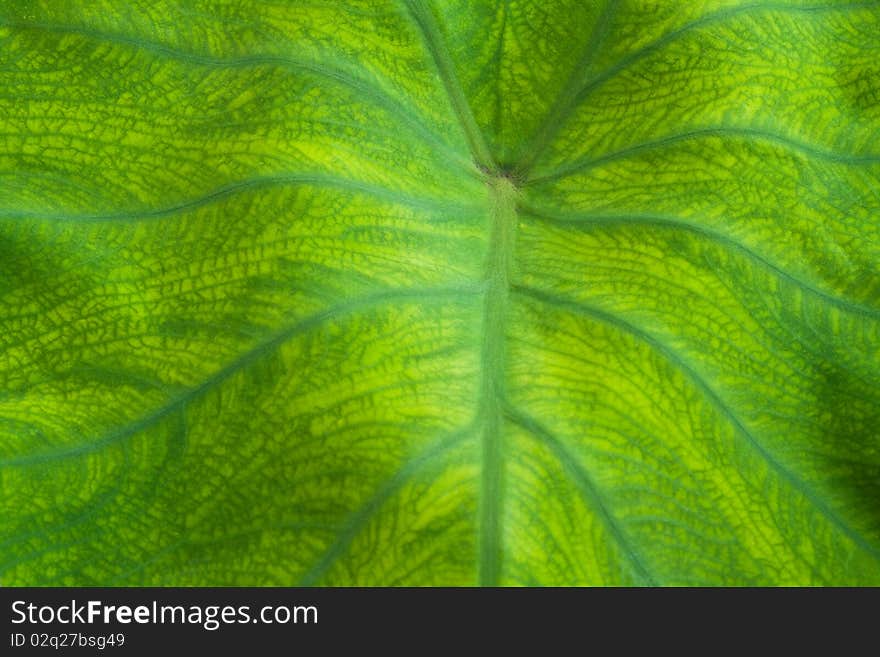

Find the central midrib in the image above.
[
  {"left": 478, "top": 175, "right": 518, "bottom": 586},
  {"left": 401, "top": 0, "right": 518, "bottom": 586}
]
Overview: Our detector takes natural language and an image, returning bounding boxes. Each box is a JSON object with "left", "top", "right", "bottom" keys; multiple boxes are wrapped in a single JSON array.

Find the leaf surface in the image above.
[{"left": 1, "top": 0, "right": 879, "bottom": 585}]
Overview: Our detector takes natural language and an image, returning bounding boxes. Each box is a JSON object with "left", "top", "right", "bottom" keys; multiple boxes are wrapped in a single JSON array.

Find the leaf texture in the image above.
[{"left": 1, "top": 0, "right": 879, "bottom": 585}]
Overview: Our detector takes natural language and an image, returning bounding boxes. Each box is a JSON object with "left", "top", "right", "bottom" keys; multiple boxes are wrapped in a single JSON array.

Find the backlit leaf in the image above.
[{"left": 1, "top": 0, "right": 879, "bottom": 585}]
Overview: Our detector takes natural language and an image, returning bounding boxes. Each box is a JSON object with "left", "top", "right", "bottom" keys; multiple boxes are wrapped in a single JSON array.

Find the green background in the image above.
[{"left": 1, "top": 0, "right": 879, "bottom": 585}]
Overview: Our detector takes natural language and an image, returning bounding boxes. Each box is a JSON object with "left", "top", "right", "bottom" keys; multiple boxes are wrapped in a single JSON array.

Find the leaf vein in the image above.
[
  {"left": 529, "top": 126, "right": 880, "bottom": 184},
  {"left": 297, "top": 429, "right": 469, "bottom": 586},
  {"left": 513, "top": 284, "right": 880, "bottom": 562},
  {"left": 0, "top": 173, "right": 480, "bottom": 223},
  {"left": 516, "top": 0, "right": 880, "bottom": 174},
  {"left": 504, "top": 403, "right": 658, "bottom": 585},
  {"left": 1, "top": 19, "right": 461, "bottom": 166},
  {"left": 0, "top": 287, "right": 480, "bottom": 468},
  {"left": 521, "top": 206, "right": 880, "bottom": 320}
]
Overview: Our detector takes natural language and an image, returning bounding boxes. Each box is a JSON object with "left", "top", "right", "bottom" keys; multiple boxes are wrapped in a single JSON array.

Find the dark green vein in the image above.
[
  {"left": 474, "top": 177, "right": 518, "bottom": 586},
  {"left": 520, "top": 206, "right": 880, "bottom": 320},
  {"left": 514, "top": 0, "right": 880, "bottom": 176},
  {"left": 402, "top": 0, "right": 495, "bottom": 171},
  {"left": 513, "top": 0, "right": 618, "bottom": 175},
  {"left": 297, "top": 429, "right": 470, "bottom": 586},
  {"left": 490, "top": 2, "right": 508, "bottom": 147},
  {"left": 0, "top": 19, "right": 463, "bottom": 166},
  {"left": 528, "top": 126, "right": 880, "bottom": 184},
  {"left": 513, "top": 284, "right": 880, "bottom": 562},
  {"left": 0, "top": 173, "right": 481, "bottom": 223},
  {"left": 576, "top": 1, "right": 880, "bottom": 104},
  {"left": 504, "top": 403, "right": 657, "bottom": 586},
  {"left": 0, "top": 286, "right": 481, "bottom": 468}
]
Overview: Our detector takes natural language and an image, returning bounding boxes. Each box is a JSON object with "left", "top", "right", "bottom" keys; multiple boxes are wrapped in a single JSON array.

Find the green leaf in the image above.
[{"left": 1, "top": 0, "right": 879, "bottom": 585}]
